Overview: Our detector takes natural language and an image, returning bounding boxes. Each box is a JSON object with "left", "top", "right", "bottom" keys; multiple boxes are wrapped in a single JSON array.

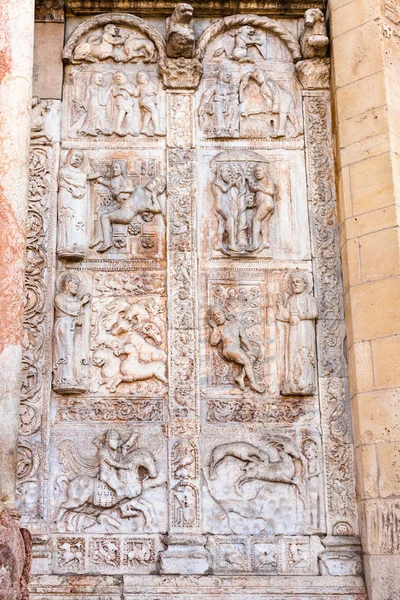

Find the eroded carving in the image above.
[
  {"left": 53, "top": 271, "right": 90, "bottom": 394},
  {"left": 300, "top": 9, "right": 329, "bottom": 59},
  {"left": 171, "top": 440, "right": 198, "bottom": 480},
  {"left": 171, "top": 482, "right": 199, "bottom": 527},
  {"left": 56, "top": 430, "right": 166, "bottom": 532},
  {"left": 166, "top": 3, "right": 195, "bottom": 59},
  {"left": 276, "top": 272, "right": 317, "bottom": 396},
  {"left": 198, "top": 69, "right": 240, "bottom": 138},
  {"left": 214, "top": 26, "right": 266, "bottom": 63},
  {"left": 31, "top": 97, "right": 53, "bottom": 142}
]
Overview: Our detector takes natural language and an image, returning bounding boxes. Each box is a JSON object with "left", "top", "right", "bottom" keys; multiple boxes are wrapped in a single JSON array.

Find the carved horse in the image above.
[{"left": 56, "top": 448, "right": 158, "bottom": 531}]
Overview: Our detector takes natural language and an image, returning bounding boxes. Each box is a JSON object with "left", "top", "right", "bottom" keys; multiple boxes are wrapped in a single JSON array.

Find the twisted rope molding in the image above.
[
  {"left": 62, "top": 12, "right": 167, "bottom": 62},
  {"left": 195, "top": 14, "right": 301, "bottom": 62}
]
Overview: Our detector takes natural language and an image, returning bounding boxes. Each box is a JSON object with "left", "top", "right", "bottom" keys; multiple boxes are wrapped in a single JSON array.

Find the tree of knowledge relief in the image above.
[{"left": 19, "top": 4, "right": 365, "bottom": 597}]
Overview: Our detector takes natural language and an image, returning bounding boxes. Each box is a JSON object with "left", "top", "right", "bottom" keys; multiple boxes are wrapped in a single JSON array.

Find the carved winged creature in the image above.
[{"left": 56, "top": 430, "right": 163, "bottom": 532}]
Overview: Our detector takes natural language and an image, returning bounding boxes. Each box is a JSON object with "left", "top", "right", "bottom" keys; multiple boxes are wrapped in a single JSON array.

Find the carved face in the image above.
[
  {"left": 106, "top": 430, "right": 120, "bottom": 450},
  {"left": 219, "top": 165, "right": 232, "bottom": 183},
  {"left": 66, "top": 278, "right": 79, "bottom": 296},
  {"left": 303, "top": 441, "right": 317, "bottom": 460},
  {"left": 112, "top": 161, "right": 122, "bottom": 176},
  {"left": 175, "top": 3, "right": 194, "bottom": 24},
  {"left": 291, "top": 275, "right": 307, "bottom": 294},
  {"left": 137, "top": 71, "right": 148, "bottom": 84},
  {"left": 211, "top": 308, "right": 226, "bottom": 326},
  {"left": 254, "top": 165, "right": 266, "bottom": 180},
  {"left": 70, "top": 150, "right": 83, "bottom": 168},
  {"left": 113, "top": 71, "right": 127, "bottom": 85},
  {"left": 93, "top": 72, "right": 103, "bottom": 86}
]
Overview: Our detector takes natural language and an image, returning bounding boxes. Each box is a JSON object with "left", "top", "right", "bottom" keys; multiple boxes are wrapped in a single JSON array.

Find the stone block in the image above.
[
  {"left": 33, "top": 22, "right": 64, "bottom": 99},
  {"left": 330, "top": 0, "right": 382, "bottom": 38},
  {"left": 359, "top": 227, "right": 400, "bottom": 282},
  {"left": 343, "top": 205, "right": 398, "bottom": 240},
  {"left": 338, "top": 105, "right": 389, "bottom": 150},
  {"left": 347, "top": 341, "right": 374, "bottom": 398},
  {"left": 351, "top": 388, "right": 400, "bottom": 445},
  {"left": 372, "top": 335, "right": 400, "bottom": 389},
  {"left": 335, "top": 71, "right": 386, "bottom": 121},
  {"left": 376, "top": 442, "right": 400, "bottom": 497},
  {"left": 354, "top": 444, "right": 379, "bottom": 499},
  {"left": 340, "top": 130, "right": 391, "bottom": 167},
  {"left": 341, "top": 238, "right": 361, "bottom": 291},
  {"left": 349, "top": 152, "right": 395, "bottom": 216},
  {"left": 363, "top": 555, "right": 400, "bottom": 600},
  {"left": 331, "top": 20, "right": 383, "bottom": 89}
]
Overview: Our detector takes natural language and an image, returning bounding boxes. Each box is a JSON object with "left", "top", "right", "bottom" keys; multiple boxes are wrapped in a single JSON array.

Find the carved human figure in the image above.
[
  {"left": 302, "top": 439, "right": 322, "bottom": 529},
  {"left": 30, "top": 96, "right": 52, "bottom": 141},
  {"left": 214, "top": 26, "right": 265, "bottom": 62},
  {"left": 53, "top": 272, "right": 90, "bottom": 394},
  {"left": 172, "top": 483, "right": 197, "bottom": 526},
  {"left": 133, "top": 70, "right": 164, "bottom": 136},
  {"left": 246, "top": 164, "right": 275, "bottom": 251},
  {"left": 56, "top": 430, "right": 161, "bottom": 530},
  {"left": 57, "top": 149, "right": 89, "bottom": 259},
  {"left": 109, "top": 71, "right": 138, "bottom": 136},
  {"left": 166, "top": 3, "right": 195, "bottom": 58},
  {"left": 300, "top": 9, "right": 329, "bottom": 59},
  {"left": 198, "top": 70, "right": 239, "bottom": 137},
  {"left": 78, "top": 72, "right": 111, "bottom": 136},
  {"left": 73, "top": 24, "right": 128, "bottom": 63},
  {"left": 239, "top": 70, "right": 302, "bottom": 138},
  {"left": 211, "top": 163, "right": 246, "bottom": 253},
  {"left": 209, "top": 305, "right": 265, "bottom": 394},
  {"left": 276, "top": 272, "right": 318, "bottom": 395}
]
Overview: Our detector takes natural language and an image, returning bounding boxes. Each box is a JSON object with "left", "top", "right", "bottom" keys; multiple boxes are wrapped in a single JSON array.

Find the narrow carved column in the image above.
[{"left": 0, "top": 0, "right": 35, "bottom": 508}]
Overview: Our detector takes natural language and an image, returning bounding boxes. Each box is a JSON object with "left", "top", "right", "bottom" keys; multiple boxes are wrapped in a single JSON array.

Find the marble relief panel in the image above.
[
  {"left": 197, "top": 149, "right": 310, "bottom": 261},
  {"left": 197, "top": 26, "right": 303, "bottom": 142},
  {"left": 201, "top": 425, "right": 325, "bottom": 536}
]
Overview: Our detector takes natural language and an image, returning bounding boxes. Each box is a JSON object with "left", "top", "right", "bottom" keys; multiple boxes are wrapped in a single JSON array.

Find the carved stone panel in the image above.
[{"left": 21, "top": 7, "right": 364, "bottom": 599}]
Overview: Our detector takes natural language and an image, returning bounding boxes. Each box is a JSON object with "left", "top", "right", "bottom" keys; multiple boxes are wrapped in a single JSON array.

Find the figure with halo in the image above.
[
  {"left": 53, "top": 272, "right": 91, "bottom": 394},
  {"left": 276, "top": 272, "right": 318, "bottom": 395}
]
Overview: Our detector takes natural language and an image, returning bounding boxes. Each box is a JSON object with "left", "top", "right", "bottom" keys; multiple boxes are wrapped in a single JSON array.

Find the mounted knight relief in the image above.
[{"left": 20, "top": 5, "right": 363, "bottom": 597}]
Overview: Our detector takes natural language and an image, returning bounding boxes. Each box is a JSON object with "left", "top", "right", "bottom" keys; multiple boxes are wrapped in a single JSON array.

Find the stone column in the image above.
[
  {"left": 328, "top": 0, "right": 400, "bottom": 598},
  {"left": 0, "top": 0, "right": 35, "bottom": 508}
]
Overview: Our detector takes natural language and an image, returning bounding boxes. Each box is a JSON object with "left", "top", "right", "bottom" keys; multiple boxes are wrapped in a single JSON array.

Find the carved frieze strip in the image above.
[
  {"left": 56, "top": 397, "right": 165, "bottom": 423},
  {"left": 69, "top": 261, "right": 166, "bottom": 273},
  {"left": 54, "top": 533, "right": 161, "bottom": 573},
  {"left": 65, "top": 0, "right": 325, "bottom": 17},
  {"left": 35, "top": 0, "right": 64, "bottom": 22},
  {"left": 18, "top": 139, "right": 59, "bottom": 521},
  {"left": 206, "top": 396, "right": 316, "bottom": 425},
  {"left": 319, "top": 377, "right": 358, "bottom": 536},
  {"left": 303, "top": 91, "right": 357, "bottom": 535},
  {"left": 199, "top": 139, "right": 304, "bottom": 150},
  {"left": 61, "top": 139, "right": 165, "bottom": 150},
  {"left": 167, "top": 92, "right": 194, "bottom": 149}
]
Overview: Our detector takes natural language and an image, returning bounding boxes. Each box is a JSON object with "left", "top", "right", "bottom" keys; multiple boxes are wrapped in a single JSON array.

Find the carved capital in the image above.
[
  {"left": 296, "top": 58, "right": 330, "bottom": 90},
  {"left": 159, "top": 57, "right": 202, "bottom": 89}
]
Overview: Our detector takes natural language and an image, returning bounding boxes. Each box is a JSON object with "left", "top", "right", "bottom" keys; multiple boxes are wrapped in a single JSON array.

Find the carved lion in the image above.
[
  {"left": 166, "top": 3, "right": 195, "bottom": 58},
  {"left": 300, "top": 8, "right": 329, "bottom": 59}
]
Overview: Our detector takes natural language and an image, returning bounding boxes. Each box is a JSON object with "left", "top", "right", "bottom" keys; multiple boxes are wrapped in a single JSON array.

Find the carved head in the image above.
[
  {"left": 68, "top": 148, "right": 84, "bottom": 168},
  {"left": 253, "top": 164, "right": 267, "bottom": 180},
  {"left": 59, "top": 272, "right": 81, "bottom": 297},
  {"left": 173, "top": 3, "right": 194, "bottom": 25},
  {"left": 216, "top": 163, "right": 232, "bottom": 184},
  {"left": 137, "top": 321, "right": 163, "bottom": 346},
  {"left": 104, "top": 23, "right": 120, "bottom": 35},
  {"left": 91, "top": 72, "right": 104, "bottom": 86},
  {"left": 113, "top": 71, "right": 128, "bottom": 85},
  {"left": 290, "top": 272, "right": 308, "bottom": 295},
  {"left": 210, "top": 305, "right": 226, "bottom": 326},
  {"left": 304, "top": 8, "right": 324, "bottom": 27},
  {"left": 136, "top": 70, "right": 149, "bottom": 85},
  {"left": 217, "top": 69, "right": 232, "bottom": 84},
  {"left": 302, "top": 439, "right": 318, "bottom": 460},
  {"left": 105, "top": 429, "right": 120, "bottom": 450}
]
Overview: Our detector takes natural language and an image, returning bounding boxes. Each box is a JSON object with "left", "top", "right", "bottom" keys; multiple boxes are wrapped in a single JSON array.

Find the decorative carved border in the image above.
[{"left": 303, "top": 90, "right": 358, "bottom": 536}]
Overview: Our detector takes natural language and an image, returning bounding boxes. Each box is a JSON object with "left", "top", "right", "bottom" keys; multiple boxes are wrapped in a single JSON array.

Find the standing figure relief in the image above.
[
  {"left": 211, "top": 159, "right": 275, "bottom": 255},
  {"left": 198, "top": 69, "right": 240, "bottom": 138},
  {"left": 276, "top": 272, "right": 318, "bottom": 396},
  {"left": 72, "top": 70, "right": 164, "bottom": 139},
  {"left": 53, "top": 271, "right": 91, "bottom": 394}
]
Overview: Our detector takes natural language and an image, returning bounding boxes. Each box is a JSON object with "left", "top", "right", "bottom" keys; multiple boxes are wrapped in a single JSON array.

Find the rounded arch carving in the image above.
[
  {"left": 62, "top": 12, "right": 167, "bottom": 63},
  {"left": 195, "top": 14, "right": 301, "bottom": 63}
]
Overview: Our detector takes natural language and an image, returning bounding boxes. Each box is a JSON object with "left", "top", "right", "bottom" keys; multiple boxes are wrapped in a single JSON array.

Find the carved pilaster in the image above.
[{"left": 303, "top": 91, "right": 358, "bottom": 536}]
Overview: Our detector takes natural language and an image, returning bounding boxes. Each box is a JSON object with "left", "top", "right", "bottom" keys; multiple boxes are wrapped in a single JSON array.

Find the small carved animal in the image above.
[
  {"left": 166, "top": 3, "right": 195, "bottom": 58},
  {"left": 123, "top": 34, "right": 157, "bottom": 63},
  {"left": 300, "top": 8, "right": 329, "bottom": 59}
]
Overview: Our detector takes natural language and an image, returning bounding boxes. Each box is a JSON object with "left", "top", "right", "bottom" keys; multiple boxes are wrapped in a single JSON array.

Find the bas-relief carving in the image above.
[
  {"left": 276, "top": 271, "right": 317, "bottom": 396},
  {"left": 202, "top": 429, "right": 324, "bottom": 536},
  {"left": 65, "top": 67, "right": 165, "bottom": 140},
  {"left": 52, "top": 271, "right": 90, "bottom": 394},
  {"left": 166, "top": 3, "right": 195, "bottom": 58},
  {"left": 35, "top": 0, "right": 64, "bottom": 22},
  {"left": 54, "top": 429, "right": 167, "bottom": 533}
]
